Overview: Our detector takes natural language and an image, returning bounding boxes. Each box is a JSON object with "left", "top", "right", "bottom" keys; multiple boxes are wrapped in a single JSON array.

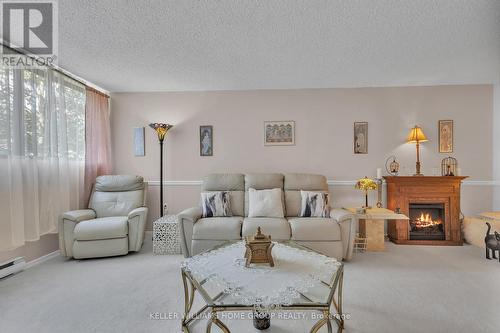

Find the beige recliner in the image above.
[
  {"left": 59, "top": 175, "right": 148, "bottom": 259},
  {"left": 178, "top": 173, "right": 356, "bottom": 261}
]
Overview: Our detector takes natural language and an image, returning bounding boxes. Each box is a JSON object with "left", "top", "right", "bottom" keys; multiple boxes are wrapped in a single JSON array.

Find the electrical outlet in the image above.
[{"left": 163, "top": 203, "right": 168, "bottom": 214}]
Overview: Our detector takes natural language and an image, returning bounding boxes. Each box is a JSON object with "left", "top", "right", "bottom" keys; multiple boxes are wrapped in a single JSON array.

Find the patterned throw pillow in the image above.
[
  {"left": 300, "top": 191, "right": 330, "bottom": 218},
  {"left": 201, "top": 191, "right": 232, "bottom": 217}
]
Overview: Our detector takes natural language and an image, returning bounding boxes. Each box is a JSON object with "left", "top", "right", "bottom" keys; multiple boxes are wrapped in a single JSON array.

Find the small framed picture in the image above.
[
  {"left": 439, "top": 120, "right": 453, "bottom": 153},
  {"left": 354, "top": 122, "right": 368, "bottom": 154},
  {"left": 264, "top": 121, "right": 295, "bottom": 146},
  {"left": 133, "top": 127, "right": 145, "bottom": 156},
  {"left": 200, "top": 125, "right": 213, "bottom": 156}
]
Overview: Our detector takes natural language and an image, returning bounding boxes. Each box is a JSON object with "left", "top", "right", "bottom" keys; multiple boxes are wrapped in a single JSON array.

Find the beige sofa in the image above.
[
  {"left": 59, "top": 175, "right": 148, "bottom": 259},
  {"left": 178, "top": 173, "right": 356, "bottom": 261}
]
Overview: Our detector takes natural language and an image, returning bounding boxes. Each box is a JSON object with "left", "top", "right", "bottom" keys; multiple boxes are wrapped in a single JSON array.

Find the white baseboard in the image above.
[{"left": 25, "top": 250, "right": 60, "bottom": 269}]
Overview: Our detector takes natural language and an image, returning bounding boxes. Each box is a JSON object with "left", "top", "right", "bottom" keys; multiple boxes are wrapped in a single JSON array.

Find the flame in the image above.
[{"left": 413, "top": 212, "right": 441, "bottom": 228}]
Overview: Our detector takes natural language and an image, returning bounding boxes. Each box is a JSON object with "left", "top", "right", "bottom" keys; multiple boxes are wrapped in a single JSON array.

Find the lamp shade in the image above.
[
  {"left": 149, "top": 123, "right": 173, "bottom": 142},
  {"left": 406, "top": 126, "right": 428, "bottom": 143}
]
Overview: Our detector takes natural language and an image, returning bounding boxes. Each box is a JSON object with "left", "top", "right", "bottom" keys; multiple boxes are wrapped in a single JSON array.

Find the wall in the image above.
[
  {"left": 0, "top": 234, "right": 59, "bottom": 263},
  {"left": 111, "top": 85, "right": 494, "bottom": 229}
]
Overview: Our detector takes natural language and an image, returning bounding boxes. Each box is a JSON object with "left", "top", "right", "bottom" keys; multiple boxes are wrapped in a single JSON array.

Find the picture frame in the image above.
[
  {"left": 438, "top": 120, "right": 453, "bottom": 153},
  {"left": 133, "top": 127, "right": 145, "bottom": 156},
  {"left": 354, "top": 122, "right": 368, "bottom": 154},
  {"left": 264, "top": 121, "right": 295, "bottom": 146},
  {"left": 199, "top": 125, "right": 213, "bottom": 156}
]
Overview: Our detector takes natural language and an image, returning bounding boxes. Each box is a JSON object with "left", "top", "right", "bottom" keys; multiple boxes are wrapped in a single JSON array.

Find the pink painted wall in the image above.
[{"left": 110, "top": 85, "right": 494, "bottom": 228}]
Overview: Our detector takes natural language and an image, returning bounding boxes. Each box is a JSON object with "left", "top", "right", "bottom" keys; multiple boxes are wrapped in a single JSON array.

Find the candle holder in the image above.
[{"left": 375, "top": 178, "right": 383, "bottom": 208}]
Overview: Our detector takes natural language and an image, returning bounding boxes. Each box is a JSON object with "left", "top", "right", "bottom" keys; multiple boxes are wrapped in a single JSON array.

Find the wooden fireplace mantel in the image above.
[{"left": 384, "top": 176, "right": 468, "bottom": 246}]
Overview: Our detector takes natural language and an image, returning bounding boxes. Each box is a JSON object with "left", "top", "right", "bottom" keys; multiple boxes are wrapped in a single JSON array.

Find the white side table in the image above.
[{"left": 153, "top": 215, "right": 181, "bottom": 255}]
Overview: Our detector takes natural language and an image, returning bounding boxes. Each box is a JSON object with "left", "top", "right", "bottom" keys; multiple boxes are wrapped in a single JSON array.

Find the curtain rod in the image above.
[{"left": 1, "top": 42, "right": 110, "bottom": 98}]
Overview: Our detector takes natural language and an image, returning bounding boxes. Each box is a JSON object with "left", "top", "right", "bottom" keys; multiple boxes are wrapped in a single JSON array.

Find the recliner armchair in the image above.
[{"left": 59, "top": 175, "right": 148, "bottom": 259}]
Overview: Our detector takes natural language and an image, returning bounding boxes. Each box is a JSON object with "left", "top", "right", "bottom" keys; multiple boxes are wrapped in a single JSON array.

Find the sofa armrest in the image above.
[
  {"left": 61, "top": 209, "right": 96, "bottom": 222},
  {"left": 330, "top": 208, "right": 357, "bottom": 261},
  {"left": 177, "top": 207, "right": 202, "bottom": 258},
  {"left": 128, "top": 207, "right": 149, "bottom": 252}
]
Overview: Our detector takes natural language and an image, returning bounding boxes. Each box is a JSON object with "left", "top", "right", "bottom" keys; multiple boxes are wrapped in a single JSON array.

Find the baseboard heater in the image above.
[{"left": 0, "top": 257, "right": 26, "bottom": 279}]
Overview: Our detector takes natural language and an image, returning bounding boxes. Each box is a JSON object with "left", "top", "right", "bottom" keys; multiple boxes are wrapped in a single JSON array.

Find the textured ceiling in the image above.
[{"left": 57, "top": 0, "right": 500, "bottom": 92}]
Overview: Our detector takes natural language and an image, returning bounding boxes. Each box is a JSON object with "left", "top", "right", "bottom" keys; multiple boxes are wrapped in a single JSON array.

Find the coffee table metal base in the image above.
[{"left": 181, "top": 269, "right": 344, "bottom": 333}]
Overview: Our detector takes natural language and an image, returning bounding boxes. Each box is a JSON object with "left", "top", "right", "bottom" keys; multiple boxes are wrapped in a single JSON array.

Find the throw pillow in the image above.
[
  {"left": 248, "top": 188, "right": 284, "bottom": 218},
  {"left": 300, "top": 191, "right": 330, "bottom": 217},
  {"left": 201, "top": 191, "right": 232, "bottom": 217}
]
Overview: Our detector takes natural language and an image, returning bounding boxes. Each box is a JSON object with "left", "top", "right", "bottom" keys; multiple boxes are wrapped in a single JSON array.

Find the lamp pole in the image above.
[
  {"left": 415, "top": 140, "right": 421, "bottom": 176},
  {"left": 149, "top": 123, "right": 173, "bottom": 219},
  {"left": 159, "top": 139, "right": 164, "bottom": 217}
]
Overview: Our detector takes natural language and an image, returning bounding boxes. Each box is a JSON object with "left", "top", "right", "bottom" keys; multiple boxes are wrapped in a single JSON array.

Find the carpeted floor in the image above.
[{"left": 1, "top": 239, "right": 499, "bottom": 333}]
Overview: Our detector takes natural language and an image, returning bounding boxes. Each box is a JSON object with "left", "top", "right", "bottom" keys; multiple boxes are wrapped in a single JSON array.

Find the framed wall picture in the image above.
[
  {"left": 438, "top": 120, "right": 453, "bottom": 153},
  {"left": 264, "top": 121, "right": 295, "bottom": 146},
  {"left": 354, "top": 122, "right": 368, "bottom": 154},
  {"left": 133, "top": 127, "right": 145, "bottom": 156},
  {"left": 199, "top": 125, "right": 213, "bottom": 156}
]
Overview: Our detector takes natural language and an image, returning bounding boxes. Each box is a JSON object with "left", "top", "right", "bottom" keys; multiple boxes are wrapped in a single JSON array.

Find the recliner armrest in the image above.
[
  {"left": 128, "top": 207, "right": 148, "bottom": 220},
  {"left": 330, "top": 208, "right": 357, "bottom": 261},
  {"left": 128, "top": 207, "right": 148, "bottom": 252},
  {"left": 178, "top": 207, "right": 202, "bottom": 258},
  {"left": 61, "top": 209, "right": 96, "bottom": 222}
]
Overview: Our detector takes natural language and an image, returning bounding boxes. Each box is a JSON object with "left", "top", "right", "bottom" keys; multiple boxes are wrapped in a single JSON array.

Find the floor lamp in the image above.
[{"left": 149, "top": 123, "right": 173, "bottom": 217}]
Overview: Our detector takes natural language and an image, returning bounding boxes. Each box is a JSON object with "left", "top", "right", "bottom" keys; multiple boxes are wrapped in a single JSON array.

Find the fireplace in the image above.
[
  {"left": 409, "top": 203, "right": 445, "bottom": 240},
  {"left": 384, "top": 176, "right": 466, "bottom": 246}
]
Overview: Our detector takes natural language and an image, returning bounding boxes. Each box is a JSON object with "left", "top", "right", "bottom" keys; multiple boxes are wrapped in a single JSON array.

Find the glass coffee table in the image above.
[{"left": 181, "top": 241, "right": 344, "bottom": 332}]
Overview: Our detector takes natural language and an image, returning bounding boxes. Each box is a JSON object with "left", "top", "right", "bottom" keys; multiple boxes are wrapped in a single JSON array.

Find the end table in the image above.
[
  {"left": 153, "top": 215, "right": 181, "bottom": 255},
  {"left": 345, "top": 207, "right": 408, "bottom": 251}
]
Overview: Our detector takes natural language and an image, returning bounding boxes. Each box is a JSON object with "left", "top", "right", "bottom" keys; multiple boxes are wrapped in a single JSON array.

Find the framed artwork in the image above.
[
  {"left": 133, "top": 127, "right": 145, "bottom": 156},
  {"left": 438, "top": 120, "right": 453, "bottom": 153},
  {"left": 199, "top": 125, "right": 213, "bottom": 156},
  {"left": 354, "top": 122, "right": 368, "bottom": 154},
  {"left": 264, "top": 121, "right": 295, "bottom": 146}
]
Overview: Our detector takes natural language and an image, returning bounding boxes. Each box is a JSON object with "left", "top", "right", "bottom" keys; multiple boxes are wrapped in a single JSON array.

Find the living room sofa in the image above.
[{"left": 178, "top": 173, "right": 356, "bottom": 261}]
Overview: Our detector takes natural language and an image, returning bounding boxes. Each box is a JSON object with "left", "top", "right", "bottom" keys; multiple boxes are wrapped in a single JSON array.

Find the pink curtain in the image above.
[{"left": 84, "top": 88, "right": 112, "bottom": 207}]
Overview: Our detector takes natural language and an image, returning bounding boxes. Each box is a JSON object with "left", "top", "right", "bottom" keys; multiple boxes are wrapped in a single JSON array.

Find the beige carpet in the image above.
[{"left": 1, "top": 239, "right": 499, "bottom": 333}]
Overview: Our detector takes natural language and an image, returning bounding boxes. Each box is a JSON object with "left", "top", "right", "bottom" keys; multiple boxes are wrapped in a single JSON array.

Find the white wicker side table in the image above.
[{"left": 153, "top": 215, "right": 181, "bottom": 255}]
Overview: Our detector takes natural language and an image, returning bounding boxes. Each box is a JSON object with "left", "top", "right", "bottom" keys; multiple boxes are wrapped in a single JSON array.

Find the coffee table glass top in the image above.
[{"left": 181, "top": 241, "right": 343, "bottom": 308}]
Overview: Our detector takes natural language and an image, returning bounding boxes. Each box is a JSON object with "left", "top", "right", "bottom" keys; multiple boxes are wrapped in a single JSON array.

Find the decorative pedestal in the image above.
[{"left": 153, "top": 215, "right": 180, "bottom": 255}]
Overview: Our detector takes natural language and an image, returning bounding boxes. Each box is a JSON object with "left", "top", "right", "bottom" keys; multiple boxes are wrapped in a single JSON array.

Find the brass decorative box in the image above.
[{"left": 244, "top": 227, "right": 275, "bottom": 267}]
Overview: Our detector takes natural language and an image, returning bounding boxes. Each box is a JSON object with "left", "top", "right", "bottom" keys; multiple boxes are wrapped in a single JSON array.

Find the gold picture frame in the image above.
[{"left": 438, "top": 120, "right": 453, "bottom": 153}]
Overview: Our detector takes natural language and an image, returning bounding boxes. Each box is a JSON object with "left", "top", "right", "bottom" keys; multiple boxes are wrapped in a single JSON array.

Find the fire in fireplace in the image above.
[{"left": 409, "top": 203, "right": 445, "bottom": 240}]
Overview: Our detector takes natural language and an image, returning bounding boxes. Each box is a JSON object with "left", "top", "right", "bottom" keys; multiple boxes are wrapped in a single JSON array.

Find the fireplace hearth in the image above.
[{"left": 409, "top": 203, "right": 445, "bottom": 240}]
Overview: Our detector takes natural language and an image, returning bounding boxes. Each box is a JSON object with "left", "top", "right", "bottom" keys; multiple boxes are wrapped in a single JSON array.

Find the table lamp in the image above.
[
  {"left": 149, "top": 123, "right": 173, "bottom": 217},
  {"left": 406, "top": 125, "right": 428, "bottom": 176}
]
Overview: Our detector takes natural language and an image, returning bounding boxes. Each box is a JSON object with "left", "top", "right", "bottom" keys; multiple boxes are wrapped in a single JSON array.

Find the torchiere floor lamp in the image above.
[{"left": 149, "top": 123, "right": 173, "bottom": 217}]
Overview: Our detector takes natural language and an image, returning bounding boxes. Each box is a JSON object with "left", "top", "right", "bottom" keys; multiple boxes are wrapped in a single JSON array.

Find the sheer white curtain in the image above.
[{"left": 0, "top": 67, "right": 85, "bottom": 251}]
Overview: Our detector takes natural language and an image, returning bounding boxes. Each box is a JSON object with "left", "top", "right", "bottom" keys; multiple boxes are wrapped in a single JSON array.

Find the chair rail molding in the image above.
[{"left": 146, "top": 180, "right": 500, "bottom": 187}]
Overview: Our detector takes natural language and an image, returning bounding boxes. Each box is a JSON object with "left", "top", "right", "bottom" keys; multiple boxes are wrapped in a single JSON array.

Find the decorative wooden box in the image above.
[{"left": 244, "top": 227, "right": 275, "bottom": 267}]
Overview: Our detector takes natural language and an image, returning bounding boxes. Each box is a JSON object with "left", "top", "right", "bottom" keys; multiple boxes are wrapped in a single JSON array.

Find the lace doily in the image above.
[{"left": 181, "top": 242, "right": 341, "bottom": 308}]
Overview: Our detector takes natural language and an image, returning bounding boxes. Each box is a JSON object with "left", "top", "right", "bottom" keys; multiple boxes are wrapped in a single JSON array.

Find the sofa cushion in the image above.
[
  {"left": 288, "top": 218, "right": 341, "bottom": 241},
  {"left": 244, "top": 173, "right": 285, "bottom": 216},
  {"left": 248, "top": 188, "right": 284, "bottom": 218},
  {"left": 242, "top": 217, "right": 291, "bottom": 240},
  {"left": 202, "top": 174, "right": 245, "bottom": 191},
  {"left": 284, "top": 174, "right": 329, "bottom": 217},
  {"left": 90, "top": 190, "right": 144, "bottom": 218},
  {"left": 74, "top": 216, "right": 128, "bottom": 241},
  {"left": 201, "top": 191, "right": 232, "bottom": 217},
  {"left": 192, "top": 217, "right": 243, "bottom": 240},
  {"left": 201, "top": 191, "right": 244, "bottom": 216}
]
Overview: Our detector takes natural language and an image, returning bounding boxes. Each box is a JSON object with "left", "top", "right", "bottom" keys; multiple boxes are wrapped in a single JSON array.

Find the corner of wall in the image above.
[{"left": 493, "top": 82, "right": 500, "bottom": 211}]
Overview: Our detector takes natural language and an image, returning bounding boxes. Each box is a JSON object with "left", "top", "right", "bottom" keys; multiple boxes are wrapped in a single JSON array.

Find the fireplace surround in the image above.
[{"left": 384, "top": 176, "right": 467, "bottom": 246}]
